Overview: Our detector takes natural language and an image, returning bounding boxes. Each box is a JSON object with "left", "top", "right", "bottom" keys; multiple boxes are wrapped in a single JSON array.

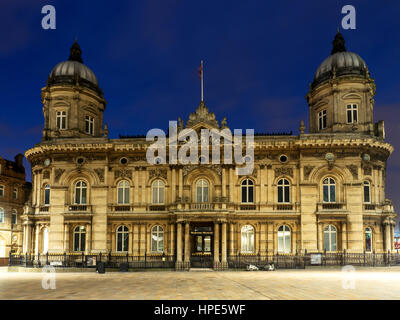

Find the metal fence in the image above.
[{"left": 8, "top": 250, "right": 400, "bottom": 270}]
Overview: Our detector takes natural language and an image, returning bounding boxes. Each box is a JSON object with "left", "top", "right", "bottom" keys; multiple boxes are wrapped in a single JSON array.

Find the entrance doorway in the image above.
[{"left": 190, "top": 224, "right": 213, "bottom": 268}]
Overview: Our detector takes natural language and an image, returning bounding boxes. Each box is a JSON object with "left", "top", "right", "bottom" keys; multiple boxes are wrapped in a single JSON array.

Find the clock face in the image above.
[
  {"left": 363, "top": 154, "right": 370, "bottom": 162},
  {"left": 325, "top": 153, "right": 334, "bottom": 161},
  {"left": 44, "top": 159, "right": 51, "bottom": 166}
]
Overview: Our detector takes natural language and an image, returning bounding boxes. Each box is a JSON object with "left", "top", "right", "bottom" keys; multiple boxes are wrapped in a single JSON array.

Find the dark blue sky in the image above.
[{"left": 1, "top": 1, "right": 399, "bottom": 228}]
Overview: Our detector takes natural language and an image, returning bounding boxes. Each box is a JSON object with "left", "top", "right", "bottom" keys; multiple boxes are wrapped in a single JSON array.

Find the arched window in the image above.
[
  {"left": 241, "top": 225, "right": 254, "bottom": 253},
  {"left": 73, "top": 226, "right": 86, "bottom": 252},
  {"left": 323, "top": 178, "right": 336, "bottom": 203},
  {"left": 324, "top": 225, "right": 337, "bottom": 251},
  {"left": 117, "top": 180, "right": 130, "bottom": 204},
  {"left": 241, "top": 179, "right": 254, "bottom": 203},
  {"left": 365, "top": 227, "right": 372, "bottom": 252},
  {"left": 116, "top": 225, "right": 129, "bottom": 252},
  {"left": 0, "top": 208, "right": 4, "bottom": 223},
  {"left": 363, "top": 181, "right": 371, "bottom": 203},
  {"left": 196, "top": 179, "right": 209, "bottom": 203},
  {"left": 11, "top": 210, "right": 17, "bottom": 225},
  {"left": 278, "top": 225, "right": 291, "bottom": 253},
  {"left": 152, "top": 180, "right": 165, "bottom": 204},
  {"left": 44, "top": 184, "right": 50, "bottom": 205},
  {"left": 43, "top": 228, "right": 49, "bottom": 253},
  {"left": 74, "top": 181, "right": 87, "bottom": 204},
  {"left": 277, "top": 179, "right": 290, "bottom": 203},
  {"left": 151, "top": 225, "right": 164, "bottom": 253},
  {"left": 13, "top": 188, "right": 18, "bottom": 200}
]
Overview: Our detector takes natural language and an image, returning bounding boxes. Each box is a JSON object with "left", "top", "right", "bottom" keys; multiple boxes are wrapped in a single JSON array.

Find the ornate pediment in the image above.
[{"left": 185, "top": 101, "right": 221, "bottom": 129}]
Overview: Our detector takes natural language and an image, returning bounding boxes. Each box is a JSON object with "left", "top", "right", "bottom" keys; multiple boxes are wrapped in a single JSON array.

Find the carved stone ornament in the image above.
[
  {"left": 114, "top": 169, "right": 132, "bottom": 180},
  {"left": 54, "top": 169, "right": 65, "bottom": 183},
  {"left": 185, "top": 101, "right": 220, "bottom": 128},
  {"left": 363, "top": 166, "right": 372, "bottom": 176},
  {"left": 182, "top": 164, "right": 222, "bottom": 177},
  {"left": 303, "top": 166, "right": 315, "bottom": 180},
  {"left": 149, "top": 169, "right": 167, "bottom": 180},
  {"left": 43, "top": 170, "right": 50, "bottom": 179},
  {"left": 274, "top": 167, "right": 293, "bottom": 179},
  {"left": 346, "top": 165, "right": 358, "bottom": 180},
  {"left": 94, "top": 168, "right": 105, "bottom": 182}
]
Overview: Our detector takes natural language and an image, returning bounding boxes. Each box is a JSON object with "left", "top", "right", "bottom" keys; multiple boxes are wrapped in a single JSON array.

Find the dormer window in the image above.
[
  {"left": 347, "top": 104, "right": 358, "bottom": 124},
  {"left": 318, "top": 110, "right": 327, "bottom": 130},
  {"left": 85, "top": 115, "right": 94, "bottom": 135},
  {"left": 56, "top": 111, "right": 67, "bottom": 130}
]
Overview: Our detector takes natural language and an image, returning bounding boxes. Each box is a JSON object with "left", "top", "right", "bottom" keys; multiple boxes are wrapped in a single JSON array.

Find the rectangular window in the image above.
[
  {"left": 318, "top": 110, "right": 327, "bottom": 130},
  {"left": 56, "top": 111, "right": 67, "bottom": 130},
  {"left": 347, "top": 104, "right": 358, "bottom": 124},
  {"left": 13, "top": 188, "right": 17, "bottom": 200},
  {"left": 12, "top": 213, "right": 17, "bottom": 225},
  {"left": 85, "top": 116, "right": 94, "bottom": 135},
  {"left": 364, "top": 185, "right": 370, "bottom": 203},
  {"left": 0, "top": 186, "right": 3, "bottom": 197}
]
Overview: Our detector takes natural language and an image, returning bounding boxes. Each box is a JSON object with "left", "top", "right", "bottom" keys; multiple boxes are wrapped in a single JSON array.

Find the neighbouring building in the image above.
[
  {"left": 0, "top": 154, "right": 31, "bottom": 259},
  {"left": 22, "top": 31, "right": 397, "bottom": 270}
]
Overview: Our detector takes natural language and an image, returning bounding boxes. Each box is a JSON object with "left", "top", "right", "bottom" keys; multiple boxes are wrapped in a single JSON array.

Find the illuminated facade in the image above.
[{"left": 22, "top": 32, "right": 396, "bottom": 269}]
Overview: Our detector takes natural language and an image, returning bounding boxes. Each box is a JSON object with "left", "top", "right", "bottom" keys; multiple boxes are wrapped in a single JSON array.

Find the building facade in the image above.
[
  {"left": 0, "top": 154, "right": 31, "bottom": 259},
  {"left": 22, "top": 32, "right": 396, "bottom": 269}
]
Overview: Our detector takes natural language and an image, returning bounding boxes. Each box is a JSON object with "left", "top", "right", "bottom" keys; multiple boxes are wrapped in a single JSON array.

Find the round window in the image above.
[
  {"left": 279, "top": 155, "right": 288, "bottom": 163},
  {"left": 76, "top": 157, "right": 85, "bottom": 165},
  {"left": 120, "top": 157, "right": 128, "bottom": 165}
]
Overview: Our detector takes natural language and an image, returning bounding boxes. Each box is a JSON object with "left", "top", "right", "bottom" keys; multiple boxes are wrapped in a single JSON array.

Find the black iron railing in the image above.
[{"left": 8, "top": 250, "right": 400, "bottom": 270}]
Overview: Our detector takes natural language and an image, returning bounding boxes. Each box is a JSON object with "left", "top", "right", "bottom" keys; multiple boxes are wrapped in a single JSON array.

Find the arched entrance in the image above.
[{"left": 190, "top": 223, "right": 214, "bottom": 268}]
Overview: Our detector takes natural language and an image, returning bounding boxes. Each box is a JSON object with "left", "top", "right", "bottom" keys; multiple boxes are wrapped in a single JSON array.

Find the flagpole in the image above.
[{"left": 201, "top": 60, "right": 204, "bottom": 102}]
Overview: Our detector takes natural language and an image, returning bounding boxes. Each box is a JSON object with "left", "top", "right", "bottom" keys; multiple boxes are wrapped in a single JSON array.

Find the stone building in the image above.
[
  {"left": 0, "top": 154, "right": 31, "bottom": 258},
  {"left": 22, "top": 32, "right": 396, "bottom": 269}
]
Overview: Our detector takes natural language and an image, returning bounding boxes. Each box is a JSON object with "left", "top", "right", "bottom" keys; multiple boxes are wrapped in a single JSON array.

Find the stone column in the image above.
[
  {"left": 133, "top": 224, "right": 139, "bottom": 255},
  {"left": 86, "top": 224, "right": 92, "bottom": 254},
  {"left": 184, "top": 221, "right": 190, "bottom": 269},
  {"left": 64, "top": 223, "right": 69, "bottom": 252},
  {"left": 229, "top": 223, "right": 234, "bottom": 256},
  {"left": 171, "top": 167, "right": 176, "bottom": 203},
  {"left": 214, "top": 222, "right": 220, "bottom": 267},
  {"left": 385, "top": 222, "right": 391, "bottom": 252},
  {"left": 178, "top": 168, "right": 183, "bottom": 200},
  {"left": 26, "top": 223, "right": 32, "bottom": 254},
  {"left": 35, "top": 224, "right": 40, "bottom": 255},
  {"left": 229, "top": 167, "right": 234, "bottom": 202},
  {"left": 221, "top": 222, "right": 227, "bottom": 268},
  {"left": 176, "top": 222, "right": 183, "bottom": 269},
  {"left": 292, "top": 225, "right": 297, "bottom": 253},
  {"left": 317, "top": 222, "right": 322, "bottom": 252},
  {"left": 169, "top": 223, "right": 175, "bottom": 256},
  {"left": 222, "top": 167, "right": 226, "bottom": 198},
  {"left": 341, "top": 221, "right": 347, "bottom": 251}
]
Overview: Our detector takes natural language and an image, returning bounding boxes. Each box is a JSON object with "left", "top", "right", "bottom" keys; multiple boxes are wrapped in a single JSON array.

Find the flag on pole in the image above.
[{"left": 198, "top": 62, "right": 203, "bottom": 78}]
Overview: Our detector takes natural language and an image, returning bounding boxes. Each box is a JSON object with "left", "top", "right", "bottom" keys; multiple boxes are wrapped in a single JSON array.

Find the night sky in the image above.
[{"left": 1, "top": 1, "right": 399, "bottom": 229}]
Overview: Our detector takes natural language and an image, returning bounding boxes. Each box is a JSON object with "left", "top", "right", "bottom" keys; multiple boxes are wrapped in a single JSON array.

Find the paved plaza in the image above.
[{"left": 0, "top": 267, "right": 400, "bottom": 300}]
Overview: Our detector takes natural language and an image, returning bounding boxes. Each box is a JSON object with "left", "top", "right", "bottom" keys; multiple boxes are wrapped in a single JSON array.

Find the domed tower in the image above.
[
  {"left": 41, "top": 40, "right": 107, "bottom": 141},
  {"left": 306, "top": 30, "right": 384, "bottom": 137}
]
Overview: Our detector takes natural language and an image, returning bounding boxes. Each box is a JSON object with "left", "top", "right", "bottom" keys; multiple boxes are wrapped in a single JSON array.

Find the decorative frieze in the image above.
[
  {"left": 114, "top": 169, "right": 132, "bottom": 180},
  {"left": 274, "top": 167, "right": 293, "bottom": 178},
  {"left": 149, "top": 169, "right": 167, "bottom": 180}
]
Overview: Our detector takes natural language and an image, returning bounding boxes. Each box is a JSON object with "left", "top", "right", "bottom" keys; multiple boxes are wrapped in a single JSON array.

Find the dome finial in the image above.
[
  {"left": 69, "top": 39, "right": 83, "bottom": 63},
  {"left": 331, "top": 28, "right": 346, "bottom": 55}
]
